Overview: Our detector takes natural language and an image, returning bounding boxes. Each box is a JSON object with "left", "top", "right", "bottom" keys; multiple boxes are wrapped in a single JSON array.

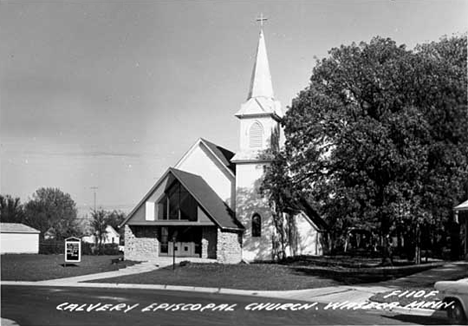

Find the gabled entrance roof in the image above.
[{"left": 121, "top": 168, "right": 243, "bottom": 231}]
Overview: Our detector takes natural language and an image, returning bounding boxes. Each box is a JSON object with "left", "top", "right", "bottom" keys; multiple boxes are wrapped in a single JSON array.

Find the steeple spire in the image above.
[
  {"left": 235, "top": 15, "right": 282, "bottom": 121},
  {"left": 233, "top": 15, "right": 283, "bottom": 163},
  {"left": 247, "top": 26, "right": 274, "bottom": 100}
]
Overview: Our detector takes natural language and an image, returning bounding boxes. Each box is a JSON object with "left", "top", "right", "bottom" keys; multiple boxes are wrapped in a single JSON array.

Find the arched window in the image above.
[
  {"left": 252, "top": 214, "right": 261, "bottom": 237},
  {"left": 249, "top": 121, "right": 263, "bottom": 148}
]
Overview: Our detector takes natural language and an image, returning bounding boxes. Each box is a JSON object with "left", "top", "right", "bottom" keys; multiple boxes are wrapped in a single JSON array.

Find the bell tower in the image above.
[{"left": 231, "top": 16, "right": 282, "bottom": 261}]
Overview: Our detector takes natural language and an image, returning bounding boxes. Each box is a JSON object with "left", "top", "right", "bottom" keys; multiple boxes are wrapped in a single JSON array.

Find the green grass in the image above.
[
  {"left": 1, "top": 254, "right": 138, "bottom": 281},
  {"left": 85, "top": 257, "right": 452, "bottom": 291},
  {"left": 87, "top": 262, "right": 340, "bottom": 291},
  {"left": 278, "top": 258, "right": 445, "bottom": 285},
  {"left": 281, "top": 255, "right": 442, "bottom": 268}
]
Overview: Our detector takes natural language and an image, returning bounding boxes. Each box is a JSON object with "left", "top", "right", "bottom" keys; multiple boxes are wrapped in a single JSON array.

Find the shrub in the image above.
[
  {"left": 81, "top": 242, "right": 94, "bottom": 255},
  {"left": 39, "top": 239, "right": 65, "bottom": 254},
  {"left": 100, "top": 243, "right": 120, "bottom": 255}
]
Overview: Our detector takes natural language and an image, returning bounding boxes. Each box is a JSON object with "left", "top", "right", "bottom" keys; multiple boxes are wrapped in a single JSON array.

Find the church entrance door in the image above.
[{"left": 159, "top": 226, "right": 201, "bottom": 257}]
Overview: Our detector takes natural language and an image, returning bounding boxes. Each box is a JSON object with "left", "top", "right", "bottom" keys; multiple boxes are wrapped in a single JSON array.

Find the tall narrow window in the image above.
[
  {"left": 160, "top": 227, "right": 168, "bottom": 254},
  {"left": 252, "top": 214, "right": 261, "bottom": 237},
  {"left": 249, "top": 121, "right": 263, "bottom": 148},
  {"left": 157, "top": 181, "right": 197, "bottom": 221}
]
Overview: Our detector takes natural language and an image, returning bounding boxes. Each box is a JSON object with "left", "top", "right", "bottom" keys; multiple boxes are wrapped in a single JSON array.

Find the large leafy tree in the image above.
[
  {"left": 23, "top": 188, "right": 80, "bottom": 239},
  {"left": 0, "top": 194, "right": 24, "bottom": 223},
  {"left": 263, "top": 35, "right": 468, "bottom": 264}
]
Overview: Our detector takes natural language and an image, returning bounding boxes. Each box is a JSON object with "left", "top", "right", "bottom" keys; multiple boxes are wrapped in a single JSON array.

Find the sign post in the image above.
[{"left": 64, "top": 237, "right": 81, "bottom": 266}]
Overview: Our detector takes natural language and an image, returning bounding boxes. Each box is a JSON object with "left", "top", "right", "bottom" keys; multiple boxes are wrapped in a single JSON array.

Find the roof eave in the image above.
[
  {"left": 175, "top": 138, "right": 235, "bottom": 179},
  {"left": 171, "top": 169, "right": 242, "bottom": 230},
  {"left": 118, "top": 168, "right": 173, "bottom": 228}
]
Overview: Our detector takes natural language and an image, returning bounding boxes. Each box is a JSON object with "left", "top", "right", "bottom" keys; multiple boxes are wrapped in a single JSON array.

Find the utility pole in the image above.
[{"left": 90, "top": 186, "right": 98, "bottom": 211}]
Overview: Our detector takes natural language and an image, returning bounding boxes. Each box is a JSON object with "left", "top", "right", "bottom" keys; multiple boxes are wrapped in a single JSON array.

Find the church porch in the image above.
[{"left": 124, "top": 225, "right": 217, "bottom": 261}]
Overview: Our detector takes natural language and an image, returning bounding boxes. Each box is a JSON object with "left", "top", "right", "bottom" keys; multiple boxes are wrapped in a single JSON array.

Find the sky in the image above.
[{"left": 1, "top": 0, "right": 467, "bottom": 217}]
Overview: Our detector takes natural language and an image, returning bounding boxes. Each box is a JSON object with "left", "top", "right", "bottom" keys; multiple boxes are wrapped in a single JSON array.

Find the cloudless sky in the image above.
[{"left": 1, "top": 0, "right": 467, "bottom": 217}]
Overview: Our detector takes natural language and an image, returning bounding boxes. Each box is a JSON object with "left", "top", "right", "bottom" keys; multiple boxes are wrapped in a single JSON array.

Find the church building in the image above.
[{"left": 120, "top": 27, "right": 327, "bottom": 264}]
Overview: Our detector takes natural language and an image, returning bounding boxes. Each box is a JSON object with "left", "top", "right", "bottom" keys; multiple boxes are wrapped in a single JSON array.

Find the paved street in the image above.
[{"left": 1, "top": 285, "right": 449, "bottom": 326}]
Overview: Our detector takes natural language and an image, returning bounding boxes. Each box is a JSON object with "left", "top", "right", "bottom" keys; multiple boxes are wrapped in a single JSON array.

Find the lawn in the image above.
[
  {"left": 87, "top": 262, "right": 341, "bottom": 291},
  {"left": 1, "top": 254, "right": 138, "bottom": 281},
  {"left": 85, "top": 256, "right": 449, "bottom": 291}
]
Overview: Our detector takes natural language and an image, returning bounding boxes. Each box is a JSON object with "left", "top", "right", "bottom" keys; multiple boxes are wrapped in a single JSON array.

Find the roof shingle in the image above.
[
  {"left": 0, "top": 223, "right": 40, "bottom": 234},
  {"left": 169, "top": 168, "right": 243, "bottom": 231}
]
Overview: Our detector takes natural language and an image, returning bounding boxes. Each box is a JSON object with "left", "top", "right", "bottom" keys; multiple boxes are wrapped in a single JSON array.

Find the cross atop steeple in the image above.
[{"left": 256, "top": 13, "right": 268, "bottom": 28}]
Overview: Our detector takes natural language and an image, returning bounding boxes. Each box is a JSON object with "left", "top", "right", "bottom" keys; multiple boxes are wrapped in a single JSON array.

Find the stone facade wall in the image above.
[
  {"left": 201, "top": 226, "right": 217, "bottom": 259},
  {"left": 124, "top": 225, "right": 159, "bottom": 261},
  {"left": 216, "top": 229, "right": 242, "bottom": 264}
]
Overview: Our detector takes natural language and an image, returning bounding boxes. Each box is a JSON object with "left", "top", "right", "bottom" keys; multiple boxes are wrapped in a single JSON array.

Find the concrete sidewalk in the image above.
[
  {"left": 35, "top": 260, "right": 162, "bottom": 285},
  {"left": 379, "top": 261, "right": 468, "bottom": 288}
]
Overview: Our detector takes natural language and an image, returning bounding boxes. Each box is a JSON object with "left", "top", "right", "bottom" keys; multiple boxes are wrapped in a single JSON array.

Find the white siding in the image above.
[
  {"left": 236, "top": 163, "right": 274, "bottom": 261},
  {"left": 176, "top": 144, "right": 234, "bottom": 207},
  {"left": 1, "top": 233, "right": 39, "bottom": 254},
  {"left": 294, "top": 213, "right": 323, "bottom": 256}
]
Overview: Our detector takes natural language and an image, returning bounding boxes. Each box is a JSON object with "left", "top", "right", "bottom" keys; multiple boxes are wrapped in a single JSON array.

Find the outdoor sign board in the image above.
[{"left": 65, "top": 237, "right": 81, "bottom": 263}]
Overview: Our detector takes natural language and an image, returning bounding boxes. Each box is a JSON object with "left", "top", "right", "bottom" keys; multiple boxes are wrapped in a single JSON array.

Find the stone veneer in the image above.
[
  {"left": 216, "top": 229, "right": 242, "bottom": 264},
  {"left": 124, "top": 224, "right": 241, "bottom": 263},
  {"left": 124, "top": 225, "right": 159, "bottom": 261}
]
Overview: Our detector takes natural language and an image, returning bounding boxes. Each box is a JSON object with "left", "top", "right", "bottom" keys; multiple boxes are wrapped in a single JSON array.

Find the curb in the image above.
[
  {"left": 0, "top": 281, "right": 273, "bottom": 298},
  {"left": 383, "top": 305, "right": 446, "bottom": 318}
]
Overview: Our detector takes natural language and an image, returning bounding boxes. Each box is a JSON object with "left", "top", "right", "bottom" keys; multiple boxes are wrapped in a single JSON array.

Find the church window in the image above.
[
  {"left": 160, "top": 227, "right": 169, "bottom": 253},
  {"left": 249, "top": 121, "right": 263, "bottom": 148},
  {"left": 252, "top": 213, "right": 261, "bottom": 237},
  {"left": 158, "top": 181, "right": 197, "bottom": 221}
]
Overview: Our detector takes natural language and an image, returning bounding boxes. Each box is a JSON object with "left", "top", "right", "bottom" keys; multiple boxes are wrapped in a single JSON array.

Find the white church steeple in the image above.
[
  {"left": 233, "top": 23, "right": 282, "bottom": 161},
  {"left": 247, "top": 29, "right": 274, "bottom": 100}
]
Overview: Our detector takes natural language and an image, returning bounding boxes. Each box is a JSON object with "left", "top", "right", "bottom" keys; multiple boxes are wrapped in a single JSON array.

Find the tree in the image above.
[
  {"left": 23, "top": 188, "right": 79, "bottom": 239},
  {"left": 0, "top": 194, "right": 24, "bottom": 223},
  {"left": 90, "top": 209, "right": 109, "bottom": 252},
  {"left": 106, "top": 210, "right": 126, "bottom": 229},
  {"left": 263, "top": 35, "right": 468, "bottom": 264}
]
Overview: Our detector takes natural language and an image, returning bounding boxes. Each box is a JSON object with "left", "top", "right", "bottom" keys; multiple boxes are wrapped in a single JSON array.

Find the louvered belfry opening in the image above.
[{"left": 249, "top": 121, "right": 263, "bottom": 148}]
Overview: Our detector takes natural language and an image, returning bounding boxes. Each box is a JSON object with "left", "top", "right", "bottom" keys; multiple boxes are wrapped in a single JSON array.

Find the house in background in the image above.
[
  {"left": 120, "top": 28, "right": 327, "bottom": 263},
  {"left": 82, "top": 225, "right": 120, "bottom": 245},
  {"left": 43, "top": 228, "right": 55, "bottom": 240},
  {"left": 0, "top": 223, "right": 40, "bottom": 254}
]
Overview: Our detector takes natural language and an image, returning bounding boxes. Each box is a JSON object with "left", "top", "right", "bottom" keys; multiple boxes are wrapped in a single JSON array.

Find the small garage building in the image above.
[{"left": 1, "top": 223, "right": 40, "bottom": 254}]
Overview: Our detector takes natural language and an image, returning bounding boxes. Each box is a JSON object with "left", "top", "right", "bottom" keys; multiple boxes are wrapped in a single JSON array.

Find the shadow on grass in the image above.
[
  {"left": 290, "top": 262, "right": 443, "bottom": 285},
  {"left": 59, "top": 263, "right": 79, "bottom": 267}
]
